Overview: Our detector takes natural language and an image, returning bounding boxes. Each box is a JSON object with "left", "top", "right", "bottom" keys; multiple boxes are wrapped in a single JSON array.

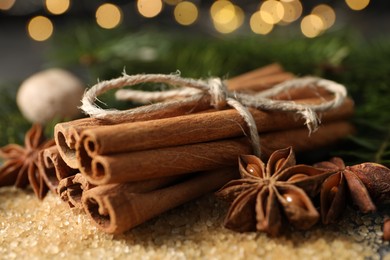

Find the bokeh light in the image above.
[
  {"left": 312, "top": 4, "right": 336, "bottom": 29},
  {"left": 211, "top": 0, "right": 236, "bottom": 25},
  {"left": 345, "top": 0, "right": 370, "bottom": 11},
  {"left": 96, "top": 3, "right": 122, "bottom": 29},
  {"left": 137, "top": 0, "right": 163, "bottom": 18},
  {"left": 212, "top": 3, "right": 244, "bottom": 34},
  {"left": 27, "top": 16, "right": 54, "bottom": 41},
  {"left": 174, "top": 1, "right": 198, "bottom": 26},
  {"left": 0, "top": 0, "right": 15, "bottom": 10},
  {"left": 259, "top": 0, "right": 284, "bottom": 25},
  {"left": 45, "top": 0, "right": 70, "bottom": 15},
  {"left": 300, "top": 14, "right": 324, "bottom": 38},
  {"left": 280, "top": 0, "right": 302, "bottom": 23},
  {"left": 250, "top": 11, "right": 273, "bottom": 35}
]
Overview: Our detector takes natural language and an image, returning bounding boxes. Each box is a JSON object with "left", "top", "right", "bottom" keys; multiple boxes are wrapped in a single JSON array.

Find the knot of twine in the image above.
[{"left": 80, "top": 73, "right": 347, "bottom": 157}]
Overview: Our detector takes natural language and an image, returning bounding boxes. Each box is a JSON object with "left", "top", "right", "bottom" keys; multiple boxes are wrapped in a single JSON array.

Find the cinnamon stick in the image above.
[
  {"left": 228, "top": 72, "right": 295, "bottom": 91},
  {"left": 55, "top": 97, "right": 212, "bottom": 169},
  {"left": 82, "top": 167, "right": 238, "bottom": 234},
  {"left": 58, "top": 173, "right": 93, "bottom": 208},
  {"left": 37, "top": 147, "right": 59, "bottom": 195},
  {"left": 55, "top": 64, "right": 292, "bottom": 169},
  {"left": 78, "top": 98, "right": 354, "bottom": 157},
  {"left": 272, "top": 86, "right": 334, "bottom": 101},
  {"left": 79, "top": 121, "right": 354, "bottom": 185},
  {"left": 227, "top": 63, "right": 291, "bottom": 91},
  {"left": 58, "top": 173, "right": 181, "bottom": 209},
  {"left": 37, "top": 145, "right": 79, "bottom": 195}
]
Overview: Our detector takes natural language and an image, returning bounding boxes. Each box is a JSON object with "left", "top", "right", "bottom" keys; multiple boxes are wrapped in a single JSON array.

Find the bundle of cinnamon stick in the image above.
[{"left": 39, "top": 64, "right": 354, "bottom": 234}]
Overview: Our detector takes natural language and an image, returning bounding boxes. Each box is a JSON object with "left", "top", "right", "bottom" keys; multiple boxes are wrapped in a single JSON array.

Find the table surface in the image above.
[{"left": 0, "top": 186, "right": 389, "bottom": 259}]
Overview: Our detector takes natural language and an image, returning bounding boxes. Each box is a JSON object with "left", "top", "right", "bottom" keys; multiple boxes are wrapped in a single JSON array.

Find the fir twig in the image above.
[
  {"left": 1, "top": 27, "right": 389, "bottom": 167},
  {"left": 375, "top": 129, "right": 390, "bottom": 164}
]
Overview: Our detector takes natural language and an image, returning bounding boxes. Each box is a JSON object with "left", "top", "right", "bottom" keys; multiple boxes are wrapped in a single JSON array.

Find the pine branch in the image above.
[
  {"left": 375, "top": 130, "right": 390, "bottom": 164},
  {"left": 1, "top": 27, "right": 389, "bottom": 167}
]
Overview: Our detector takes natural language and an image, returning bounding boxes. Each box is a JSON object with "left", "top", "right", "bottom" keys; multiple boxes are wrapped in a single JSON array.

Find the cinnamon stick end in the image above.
[{"left": 82, "top": 194, "right": 119, "bottom": 234}]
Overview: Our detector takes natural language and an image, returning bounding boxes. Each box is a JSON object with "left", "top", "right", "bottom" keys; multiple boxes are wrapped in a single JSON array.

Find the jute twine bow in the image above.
[{"left": 81, "top": 73, "right": 347, "bottom": 157}]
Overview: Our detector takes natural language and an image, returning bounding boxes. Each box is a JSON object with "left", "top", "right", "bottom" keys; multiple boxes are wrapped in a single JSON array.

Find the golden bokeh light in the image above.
[
  {"left": 300, "top": 14, "right": 324, "bottom": 38},
  {"left": 259, "top": 0, "right": 284, "bottom": 25},
  {"left": 96, "top": 3, "right": 122, "bottom": 29},
  {"left": 27, "top": 16, "right": 54, "bottom": 42},
  {"left": 280, "top": 0, "right": 302, "bottom": 23},
  {"left": 345, "top": 0, "right": 370, "bottom": 10},
  {"left": 213, "top": 4, "right": 244, "bottom": 34},
  {"left": 45, "top": 0, "right": 70, "bottom": 15},
  {"left": 312, "top": 4, "right": 336, "bottom": 29},
  {"left": 137, "top": 0, "right": 163, "bottom": 18},
  {"left": 250, "top": 11, "right": 273, "bottom": 35},
  {"left": 211, "top": 0, "right": 236, "bottom": 25},
  {"left": 174, "top": 1, "right": 198, "bottom": 26},
  {"left": 0, "top": 0, "right": 15, "bottom": 10}
]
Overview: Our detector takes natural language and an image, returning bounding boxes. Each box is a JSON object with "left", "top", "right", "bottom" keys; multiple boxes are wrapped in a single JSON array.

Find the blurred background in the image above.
[
  {"left": 1, "top": 3, "right": 390, "bottom": 257},
  {"left": 0, "top": 0, "right": 389, "bottom": 81},
  {"left": 0, "top": 0, "right": 389, "bottom": 168}
]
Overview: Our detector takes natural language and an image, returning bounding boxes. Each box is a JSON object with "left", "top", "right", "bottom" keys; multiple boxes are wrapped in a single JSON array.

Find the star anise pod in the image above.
[
  {"left": 216, "top": 147, "right": 331, "bottom": 236},
  {"left": 314, "top": 157, "right": 384, "bottom": 224},
  {"left": 0, "top": 124, "right": 55, "bottom": 199},
  {"left": 348, "top": 162, "right": 390, "bottom": 205}
]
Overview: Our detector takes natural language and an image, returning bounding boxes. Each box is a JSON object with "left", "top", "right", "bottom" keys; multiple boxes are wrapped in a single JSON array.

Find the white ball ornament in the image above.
[{"left": 17, "top": 68, "right": 85, "bottom": 124}]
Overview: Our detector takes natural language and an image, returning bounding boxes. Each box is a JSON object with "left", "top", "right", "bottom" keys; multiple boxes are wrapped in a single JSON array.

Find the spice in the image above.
[
  {"left": 16, "top": 68, "right": 84, "bottom": 124},
  {"left": 37, "top": 145, "right": 79, "bottom": 195},
  {"left": 51, "top": 66, "right": 353, "bottom": 236},
  {"left": 82, "top": 168, "right": 237, "bottom": 234},
  {"left": 314, "top": 157, "right": 377, "bottom": 224},
  {"left": 384, "top": 218, "right": 390, "bottom": 241},
  {"left": 77, "top": 121, "right": 353, "bottom": 185},
  {"left": 57, "top": 173, "right": 93, "bottom": 208},
  {"left": 55, "top": 64, "right": 294, "bottom": 169},
  {"left": 215, "top": 147, "right": 331, "bottom": 236},
  {"left": 226, "top": 63, "right": 293, "bottom": 91},
  {"left": 54, "top": 96, "right": 212, "bottom": 169},
  {"left": 77, "top": 98, "right": 354, "bottom": 156},
  {"left": 0, "top": 124, "right": 54, "bottom": 199},
  {"left": 347, "top": 162, "right": 390, "bottom": 205}
]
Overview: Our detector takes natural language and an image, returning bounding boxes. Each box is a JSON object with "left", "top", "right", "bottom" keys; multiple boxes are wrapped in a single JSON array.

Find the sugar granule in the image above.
[{"left": 1, "top": 187, "right": 389, "bottom": 259}]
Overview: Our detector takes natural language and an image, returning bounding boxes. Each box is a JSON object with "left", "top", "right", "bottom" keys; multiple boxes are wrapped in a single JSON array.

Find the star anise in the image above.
[
  {"left": 216, "top": 147, "right": 331, "bottom": 236},
  {"left": 0, "top": 124, "right": 55, "bottom": 199},
  {"left": 314, "top": 157, "right": 381, "bottom": 224},
  {"left": 347, "top": 162, "right": 390, "bottom": 205}
]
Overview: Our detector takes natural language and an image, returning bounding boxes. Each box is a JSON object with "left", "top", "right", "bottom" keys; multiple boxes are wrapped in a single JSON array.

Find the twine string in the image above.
[{"left": 80, "top": 73, "right": 347, "bottom": 157}]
